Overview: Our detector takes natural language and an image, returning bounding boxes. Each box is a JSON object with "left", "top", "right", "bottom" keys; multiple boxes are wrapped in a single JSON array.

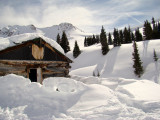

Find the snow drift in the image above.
[{"left": 0, "top": 74, "right": 160, "bottom": 120}]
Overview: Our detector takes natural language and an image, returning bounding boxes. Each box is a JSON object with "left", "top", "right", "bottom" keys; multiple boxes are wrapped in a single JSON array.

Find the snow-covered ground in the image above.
[
  {"left": 68, "top": 39, "right": 160, "bottom": 84},
  {"left": 1, "top": 24, "right": 160, "bottom": 119},
  {"left": 0, "top": 74, "right": 160, "bottom": 120}
]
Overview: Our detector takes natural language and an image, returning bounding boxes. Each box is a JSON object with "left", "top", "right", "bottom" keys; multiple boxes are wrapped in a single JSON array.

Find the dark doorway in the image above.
[{"left": 29, "top": 69, "right": 37, "bottom": 82}]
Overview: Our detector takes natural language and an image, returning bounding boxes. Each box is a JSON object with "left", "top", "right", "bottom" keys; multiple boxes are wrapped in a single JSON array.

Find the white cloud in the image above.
[
  {"left": 0, "top": 0, "right": 160, "bottom": 33},
  {"left": 0, "top": 6, "right": 39, "bottom": 27},
  {"left": 40, "top": 6, "right": 94, "bottom": 27}
]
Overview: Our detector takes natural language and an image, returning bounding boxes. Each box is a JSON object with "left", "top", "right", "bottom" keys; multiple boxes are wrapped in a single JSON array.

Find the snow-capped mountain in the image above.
[
  {"left": 0, "top": 23, "right": 87, "bottom": 39},
  {"left": 0, "top": 24, "right": 37, "bottom": 37},
  {"left": 0, "top": 23, "right": 91, "bottom": 50}
]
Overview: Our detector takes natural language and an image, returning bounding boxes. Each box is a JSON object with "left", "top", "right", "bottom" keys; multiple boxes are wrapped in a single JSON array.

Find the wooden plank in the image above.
[
  {"left": 46, "top": 66, "right": 67, "bottom": 71},
  {"left": 43, "top": 69, "right": 64, "bottom": 74}
]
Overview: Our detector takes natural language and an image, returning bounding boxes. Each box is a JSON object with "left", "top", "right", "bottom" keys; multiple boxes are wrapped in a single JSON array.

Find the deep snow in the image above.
[
  {"left": 0, "top": 74, "right": 160, "bottom": 120},
  {"left": 68, "top": 39, "right": 160, "bottom": 84},
  {"left": 0, "top": 24, "right": 160, "bottom": 119}
]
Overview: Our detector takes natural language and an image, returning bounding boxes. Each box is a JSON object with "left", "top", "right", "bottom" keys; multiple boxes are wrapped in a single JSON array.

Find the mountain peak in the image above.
[
  {"left": 0, "top": 22, "right": 86, "bottom": 40},
  {"left": 58, "top": 22, "right": 76, "bottom": 31}
]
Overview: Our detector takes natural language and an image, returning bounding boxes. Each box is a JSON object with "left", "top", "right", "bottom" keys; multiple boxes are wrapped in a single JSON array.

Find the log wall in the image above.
[{"left": 0, "top": 60, "right": 71, "bottom": 83}]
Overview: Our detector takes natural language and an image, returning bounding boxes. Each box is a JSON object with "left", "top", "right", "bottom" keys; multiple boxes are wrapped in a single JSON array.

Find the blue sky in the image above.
[{"left": 0, "top": 0, "right": 160, "bottom": 33}]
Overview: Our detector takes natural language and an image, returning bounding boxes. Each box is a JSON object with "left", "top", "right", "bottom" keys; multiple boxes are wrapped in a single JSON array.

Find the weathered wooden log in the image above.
[
  {"left": 46, "top": 66, "right": 67, "bottom": 72},
  {"left": 0, "top": 60, "right": 68, "bottom": 66}
]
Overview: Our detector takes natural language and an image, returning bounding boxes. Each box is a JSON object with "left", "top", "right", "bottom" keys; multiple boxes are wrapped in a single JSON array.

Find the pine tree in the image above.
[
  {"left": 60, "top": 31, "right": 70, "bottom": 53},
  {"left": 84, "top": 36, "right": 87, "bottom": 47},
  {"left": 117, "top": 29, "right": 121, "bottom": 46},
  {"left": 132, "top": 41, "right": 144, "bottom": 77},
  {"left": 153, "top": 49, "right": 158, "bottom": 62},
  {"left": 113, "top": 28, "right": 120, "bottom": 47},
  {"left": 73, "top": 41, "right": 81, "bottom": 58},
  {"left": 100, "top": 26, "right": 109, "bottom": 55},
  {"left": 152, "top": 17, "right": 156, "bottom": 30},
  {"left": 152, "top": 17, "right": 159, "bottom": 39},
  {"left": 123, "top": 27, "right": 128, "bottom": 44},
  {"left": 123, "top": 27, "right": 132, "bottom": 43},
  {"left": 128, "top": 26, "right": 132, "bottom": 43},
  {"left": 108, "top": 32, "right": 113, "bottom": 45},
  {"left": 95, "top": 35, "right": 100, "bottom": 43},
  {"left": 92, "top": 34, "right": 96, "bottom": 44},
  {"left": 135, "top": 28, "right": 143, "bottom": 41},
  {"left": 119, "top": 30, "right": 124, "bottom": 44},
  {"left": 131, "top": 32, "right": 135, "bottom": 42},
  {"left": 158, "top": 22, "right": 160, "bottom": 39},
  {"left": 143, "top": 20, "right": 152, "bottom": 40},
  {"left": 56, "top": 33, "right": 61, "bottom": 44}
]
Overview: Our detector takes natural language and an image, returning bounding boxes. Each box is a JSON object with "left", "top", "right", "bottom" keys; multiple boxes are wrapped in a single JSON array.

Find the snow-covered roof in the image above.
[{"left": 0, "top": 33, "right": 64, "bottom": 54}]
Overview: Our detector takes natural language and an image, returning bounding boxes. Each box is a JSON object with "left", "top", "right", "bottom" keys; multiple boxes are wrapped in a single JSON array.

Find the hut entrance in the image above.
[
  {"left": 28, "top": 67, "right": 42, "bottom": 84},
  {"left": 29, "top": 69, "right": 37, "bottom": 82}
]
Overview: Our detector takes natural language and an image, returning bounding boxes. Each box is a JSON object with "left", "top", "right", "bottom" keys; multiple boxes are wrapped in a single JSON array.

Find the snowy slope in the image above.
[
  {"left": 68, "top": 39, "right": 160, "bottom": 84},
  {"left": 0, "top": 74, "right": 160, "bottom": 120}
]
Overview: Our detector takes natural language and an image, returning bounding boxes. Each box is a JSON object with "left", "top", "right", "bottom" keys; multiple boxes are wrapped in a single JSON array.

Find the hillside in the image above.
[
  {"left": 68, "top": 39, "right": 160, "bottom": 84},
  {"left": 0, "top": 24, "right": 160, "bottom": 119}
]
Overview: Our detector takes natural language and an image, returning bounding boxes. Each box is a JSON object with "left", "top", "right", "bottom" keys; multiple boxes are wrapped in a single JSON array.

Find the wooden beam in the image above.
[{"left": 0, "top": 60, "right": 68, "bottom": 66}]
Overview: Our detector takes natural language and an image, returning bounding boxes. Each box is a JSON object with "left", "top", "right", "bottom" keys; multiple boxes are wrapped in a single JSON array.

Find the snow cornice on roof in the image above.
[{"left": 0, "top": 33, "right": 65, "bottom": 54}]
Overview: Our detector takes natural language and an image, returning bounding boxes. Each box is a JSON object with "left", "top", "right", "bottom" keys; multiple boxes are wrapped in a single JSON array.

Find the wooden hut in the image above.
[{"left": 0, "top": 34, "right": 72, "bottom": 84}]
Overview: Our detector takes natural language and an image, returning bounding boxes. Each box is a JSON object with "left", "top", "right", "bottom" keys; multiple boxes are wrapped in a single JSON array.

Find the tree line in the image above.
[
  {"left": 56, "top": 17, "right": 160, "bottom": 77},
  {"left": 84, "top": 17, "right": 160, "bottom": 48}
]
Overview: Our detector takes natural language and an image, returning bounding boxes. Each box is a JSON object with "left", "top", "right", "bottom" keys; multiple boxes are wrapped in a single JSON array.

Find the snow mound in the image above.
[
  {"left": 0, "top": 74, "right": 160, "bottom": 119},
  {"left": 0, "top": 74, "right": 87, "bottom": 120},
  {"left": 43, "top": 77, "right": 86, "bottom": 92}
]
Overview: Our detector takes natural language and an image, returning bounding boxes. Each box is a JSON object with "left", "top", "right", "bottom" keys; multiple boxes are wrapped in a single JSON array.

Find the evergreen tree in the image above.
[
  {"left": 132, "top": 41, "right": 144, "bottom": 77},
  {"left": 152, "top": 17, "right": 156, "bottom": 30},
  {"left": 84, "top": 36, "right": 87, "bottom": 47},
  {"left": 143, "top": 20, "right": 152, "bottom": 40},
  {"left": 152, "top": 23, "right": 159, "bottom": 39},
  {"left": 152, "top": 17, "right": 159, "bottom": 39},
  {"left": 100, "top": 26, "right": 109, "bottom": 55},
  {"left": 117, "top": 29, "right": 121, "bottom": 46},
  {"left": 95, "top": 35, "right": 100, "bottom": 43},
  {"left": 131, "top": 32, "right": 135, "bottom": 42},
  {"left": 92, "top": 34, "right": 96, "bottom": 44},
  {"left": 158, "top": 22, "right": 160, "bottom": 38},
  {"left": 113, "top": 28, "right": 120, "bottom": 47},
  {"left": 135, "top": 28, "right": 143, "bottom": 41},
  {"left": 60, "top": 31, "right": 70, "bottom": 53},
  {"left": 153, "top": 49, "right": 158, "bottom": 62},
  {"left": 108, "top": 32, "right": 113, "bottom": 45},
  {"left": 123, "top": 27, "right": 132, "bottom": 43},
  {"left": 73, "top": 41, "right": 81, "bottom": 58},
  {"left": 128, "top": 26, "right": 132, "bottom": 43},
  {"left": 123, "top": 27, "right": 128, "bottom": 44},
  {"left": 56, "top": 33, "right": 61, "bottom": 44},
  {"left": 119, "top": 30, "right": 124, "bottom": 44}
]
